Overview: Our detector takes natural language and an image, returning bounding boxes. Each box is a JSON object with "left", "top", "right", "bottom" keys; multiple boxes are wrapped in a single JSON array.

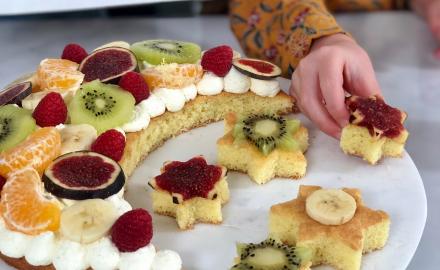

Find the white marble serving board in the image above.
[{"left": 122, "top": 114, "right": 427, "bottom": 270}]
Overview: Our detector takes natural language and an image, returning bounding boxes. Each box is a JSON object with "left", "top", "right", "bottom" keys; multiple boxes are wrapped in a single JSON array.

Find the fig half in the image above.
[
  {"left": 0, "top": 81, "right": 32, "bottom": 106},
  {"left": 79, "top": 47, "right": 137, "bottom": 83},
  {"left": 43, "top": 151, "right": 125, "bottom": 200},
  {"left": 232, "top": 58, "right": 281, "bottom": 80}
]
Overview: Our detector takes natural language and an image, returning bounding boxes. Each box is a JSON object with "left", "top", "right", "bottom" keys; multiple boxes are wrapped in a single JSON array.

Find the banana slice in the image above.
[
  {"left": 305, "top": 189, "right": 357, "bottom": 226},
  {"left": 59, "top": 124, "right": 98, "bottom": 155},
  {"left": 60, "top": 199, "right": 118, "bottom": 244},
  {"left": 94, "top": 41, "right": 130, "bottom": 51}
]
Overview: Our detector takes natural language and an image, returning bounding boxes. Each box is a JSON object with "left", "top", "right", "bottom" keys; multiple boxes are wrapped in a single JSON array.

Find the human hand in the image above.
[
  {"left": 411, "top": 0, "right": 440, "bottom": 58},
  {"left": 289, "top": 33, "right": 381, "bottom": 138}
]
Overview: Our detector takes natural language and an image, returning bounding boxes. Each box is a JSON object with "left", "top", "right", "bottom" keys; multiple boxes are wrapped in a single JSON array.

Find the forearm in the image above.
[{"left": 229, "top": 0, "right": 345, "bottom": 77}]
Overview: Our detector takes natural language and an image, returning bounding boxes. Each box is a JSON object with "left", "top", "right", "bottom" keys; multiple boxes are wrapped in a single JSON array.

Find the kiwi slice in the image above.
[
  {"left": 231, "top": 238, "right": 312, "bottom": 270},
  {"left": 233, "top": 114, "right": 300, "bottom": 155},
  {"left": 68, "top": 80, "right": 135, "bottom": 134},
  {"left": 130, "top": 39, "right": 201, "bottom": 65},
  {"left": 0, "top": 105, "right": 36, "bottom": 151}
]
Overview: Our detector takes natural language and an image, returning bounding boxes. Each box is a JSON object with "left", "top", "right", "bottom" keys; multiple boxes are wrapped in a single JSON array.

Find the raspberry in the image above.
[
  {"left": 118, "top": 71, "right": 150, "bottom": 104},
  {"left": 111, "top": 209, "right": 153, "bottom": 252},
  {"left": 61, "top": 43, "right": 88, "bottom": 64},
  {"left": 91, "top": 129, "right": 126, "bottom": 162},
  {"left": 32, "top": 92, "right": 67, "bottom": 127},
  {"left": 0, "top": 175, "right": 6, "bottom": 198},
  {"left": 201, "top": 45, "right": 233, "bottom": 77}
]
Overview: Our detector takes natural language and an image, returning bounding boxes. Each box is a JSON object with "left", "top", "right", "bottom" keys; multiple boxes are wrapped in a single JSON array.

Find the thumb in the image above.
[{"left": 346, "top": 56, "right": 382, "bottom": 98}]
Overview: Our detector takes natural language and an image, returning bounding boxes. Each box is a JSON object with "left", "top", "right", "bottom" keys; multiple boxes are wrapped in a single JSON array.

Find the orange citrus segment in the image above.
[
  {"left": 141, "top": 63, "right": 203, "bottom": 89},
  {"left": 0, "top": 127, "right": 61, "bottom": 178},
  {"left": 36, "top": 59, "right": 84, "bottom": 93},
  {"left": 1, "top": 168, "right": 61, "bottom": 235}
]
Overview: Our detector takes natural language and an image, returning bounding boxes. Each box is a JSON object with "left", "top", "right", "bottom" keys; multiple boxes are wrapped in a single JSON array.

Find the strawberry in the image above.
[
  {"left": 91, "top": 129, "right": 126, "bottom": 162},
  {"left": 201, "top": 45, "right": 233, "bottom": 77},
  {"left": 111, "top": 209, "right": 153, "bottom": 252},
  {"left": 61, "top": 43, "right": 88, "bottom": 64},
  {"left": 32, "top": 92, "right": 67, "bottom": 127},
  {"left": 118, "top": 71, "right": 150, "bottom": 104}
]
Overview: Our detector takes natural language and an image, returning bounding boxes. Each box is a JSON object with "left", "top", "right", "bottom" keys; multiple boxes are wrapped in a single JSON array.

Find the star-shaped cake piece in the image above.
[
  {"left": 217, "top": 113, "right": 308, "bottom": 184},
  {"left": 269, "top": 185, "right": 390, "bottom": 270},
  {"left": 149, "top": 156, "right": 229, "bottom": 230},
  {"left": 340, "top": 95, "right": 409, "bottom": 164}
]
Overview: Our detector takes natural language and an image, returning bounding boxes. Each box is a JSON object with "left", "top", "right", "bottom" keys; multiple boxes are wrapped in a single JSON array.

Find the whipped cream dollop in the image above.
[
  {"left": 25, "top": 231, "right": 57, "bottom": 266},
  {"left": 224, "top": 67, "right": 250, "bottom": 94},
  {"left": 86, "top": 237, "right": 120, "bottom": 270},
  {"left": 182, "top": 84, "right": 197, "bottom": 101},
  {"left": 196, "top": 72, "right": 223, "bottom": 95},
  {"left": 140, "top": 94, "right": 166, "bottom": 118},
  {"left": 151, "top": 250, "right": 182, "bottom": 270},
  {"left": 154, "top": 88, "right": 186, "bottom": 112},
  {"left": 0, "top": 218, "right": 32, "bottom": 258},
  {"left": 53, "top": 239, "right": 89, "bottom": 270},
  {"left": 121, "top": 103, "right": 151, "bottom": 133},
  {"left": 119, "top": 244, "right": 156, "bottom": 270},
  {"left": 250, "top": 78, "right": 280, "bottom": 97}
]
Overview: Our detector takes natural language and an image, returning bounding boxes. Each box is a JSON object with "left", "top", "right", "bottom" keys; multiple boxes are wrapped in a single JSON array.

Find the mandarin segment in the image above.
[
  {"left": 141, "top": 63, "right": 203, "bottom": 89},
  {"left": 36, "top": 58, "right": 84, "bottom": 93},
  {"left": 0, "top": 168, "right": 61, "bottom": 235},
  {"left": 0, "top": 127, "right": 61, "bottom": 178}
]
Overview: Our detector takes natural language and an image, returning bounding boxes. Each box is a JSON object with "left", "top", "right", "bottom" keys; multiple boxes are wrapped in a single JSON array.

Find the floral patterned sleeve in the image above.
[{"left": 229, "top": 0, "right": 408, "bottom": 78}]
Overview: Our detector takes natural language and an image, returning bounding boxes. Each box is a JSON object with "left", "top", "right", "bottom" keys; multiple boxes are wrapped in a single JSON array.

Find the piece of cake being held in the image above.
[
  {"left": 217, "top": 112, "right": 309, "bottom": 184},
  {"left": 148, "top": 156, "right": 229, "bottom": 230},
  {"left": 340, "top": 95, "right": 409, "bottom": 165}
]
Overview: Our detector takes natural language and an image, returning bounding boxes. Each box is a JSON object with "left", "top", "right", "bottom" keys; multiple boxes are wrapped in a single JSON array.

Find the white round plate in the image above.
[{"left": 124, "top": 114, "right": 426, "bottom": 270}]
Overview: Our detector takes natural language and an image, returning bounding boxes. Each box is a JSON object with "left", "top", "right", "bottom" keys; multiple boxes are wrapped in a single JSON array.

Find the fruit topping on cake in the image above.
[
  {"left": 61, "top": 43, "right": 88, "bottom": 64},
  {"left": 68, "top": 80, "right": 135, "bottom": 133},
  {"left": 232, "top": 58, "right": 281, "bottom": 80},
  {"left": 79, "top": 47, "right": 137, "bottom": 82},
  {"left": 231, "top": 238, "right": 312, "bottom": 270},
  {"left": 43, "top": 151, "right": 125, "bottom": 200},
  {"left": 233, "top": 114, "right": 301, "bottom": 155},
  {"left": 346, "top": 95, "right": 405, "bottom": 138},
  {"left": 118, "top": 71, "right": 150, "bottom": 104},
  {"left": 150, "top": 156, "right": 225, "bottom": 202},
  {"left": 0, "top": 105, "right": 36, "bottom": 152},
  {"left": 269, "top": 185, "right": 390, "bottom": 270},
  {"left": 0, "top": 127, "right": 61, "bottom": 177},
  {"left": 0, "top": 81, "right": 32, "bottom": 106},
  {"left": 60, "top": 199, "right": 119, "bottom": 244},
  {"left": 201, "top": 45, "right": 233, "bottom": 77},
  {"left": 1, "top": 168, "right": 61, "bottom": 235},
  {"left": 32, "top": 92, "right": 67, "bottom": 127},
  {"left": 111, "top": 208, "right": 153, "bottom": 252},
  {"left": 142, "top": 63, "right": 203, "bottom": 90},
  {"left": 305, "top": 188, "right": 357, "bottom": 225},
  {"left": 36, "top": 59, "right": 84, "bottom": 93},
  {"left": 149, "top": 156, "right": 229, "bottom": 229},
  {"left": 91, "top": 129, "right": 126, "bottom": 161},
  {"left": 218, "top": 113, "right": 308, "bottom": 184},
  {"left": 131, "top": 39, "right": 201, "bottom": 65},
  {"left": 59, "top": 124, "right": 97, "bottom": 155}
]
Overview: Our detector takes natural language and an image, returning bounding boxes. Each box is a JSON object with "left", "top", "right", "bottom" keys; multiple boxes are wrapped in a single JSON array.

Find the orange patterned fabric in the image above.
[{"left": 229, "top": 0, "right": 408, "bottom": 77}]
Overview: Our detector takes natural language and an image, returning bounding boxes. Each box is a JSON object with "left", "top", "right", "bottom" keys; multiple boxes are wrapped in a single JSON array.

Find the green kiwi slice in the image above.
[
  {"left": 0, "top": 105, "right": 36, "bottom": 151},
  {"left": 231, "top": 238, "right": 311, "bottom": 270},
  {"left": 233, "top": 114, "right": 301, "bottom": 155},
  {"left": 68, "top": 80, "right": 135, "bottom": 134},
  {"left": 130, "top": 39, "right": 201, "bottom": 65}
]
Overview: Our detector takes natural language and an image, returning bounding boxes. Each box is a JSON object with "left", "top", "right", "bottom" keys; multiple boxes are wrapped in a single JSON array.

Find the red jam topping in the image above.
[
  {"left": 154, "top": 157, "right": 223, "bottom": 200},
  {"left": 238, "top": 59, "right": 274, "bottom": 73},
  {"left": 52, "top": 156, "right": 115, "bottom": 187},
  {"left": 347, "top": 96, "right": 404, "bottom": 138}
]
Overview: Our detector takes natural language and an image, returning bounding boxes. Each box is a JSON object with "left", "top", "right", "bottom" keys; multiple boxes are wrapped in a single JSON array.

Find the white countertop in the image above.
[{"left": 0, "top": 13, "right": 438, "bottom": 269}]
